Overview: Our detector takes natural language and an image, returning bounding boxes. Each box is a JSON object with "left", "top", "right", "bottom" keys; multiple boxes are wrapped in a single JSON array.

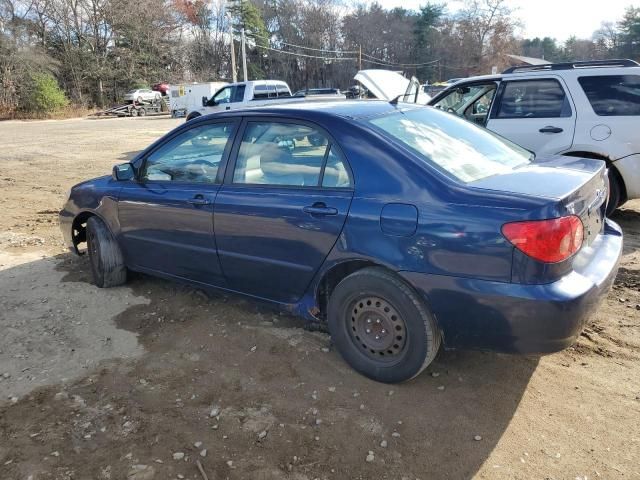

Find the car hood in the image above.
[{"left": 354, "top": 69, "right": 431, "bottom": 104}]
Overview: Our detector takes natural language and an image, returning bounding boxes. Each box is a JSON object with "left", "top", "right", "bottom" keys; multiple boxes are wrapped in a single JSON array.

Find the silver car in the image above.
[{"left": 124, "top": 88, "right": 161, "bottom": 103}]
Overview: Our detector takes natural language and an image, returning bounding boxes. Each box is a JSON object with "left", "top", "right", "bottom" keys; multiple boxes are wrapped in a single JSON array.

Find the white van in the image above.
[{"left": 169, "top": 82, "right": 228, "bottom": 118}]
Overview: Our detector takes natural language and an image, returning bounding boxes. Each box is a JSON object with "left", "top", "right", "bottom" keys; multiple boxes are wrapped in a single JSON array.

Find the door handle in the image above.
[
  {"left": 225, "top": 106, "right": 231, "bottom": 110},
  {"left": 188, "top": 195, "right": 210, "bottom": 205},
  {"left": 303, "top": 203, "right": 338, "bottom": 216},
  {"left": 539, "top": 126, "right": 563, "bottom": 134}
]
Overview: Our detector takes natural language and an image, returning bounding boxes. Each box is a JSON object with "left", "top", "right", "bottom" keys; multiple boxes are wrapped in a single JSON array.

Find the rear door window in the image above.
[
  {"left": 232, "top": 121, "right": 351, "bottom": 188},
  {"left": 578, "top": 75, "right": 640, "bottom": 116},
  {"left": 496, "top": 79, "right": 572, "bottom": 118},
  {"left": 232, "top": 85, "right": 246, "bottom": 102}
]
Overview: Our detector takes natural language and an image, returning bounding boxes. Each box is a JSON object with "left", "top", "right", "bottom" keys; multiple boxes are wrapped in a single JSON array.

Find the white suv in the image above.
[{"left": 429, "top": 60, "right": 640, "bottom": 214}]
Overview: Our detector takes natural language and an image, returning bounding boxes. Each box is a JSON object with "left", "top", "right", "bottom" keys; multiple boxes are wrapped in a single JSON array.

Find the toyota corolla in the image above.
[{"left": 59, "top": 101, "right": 622, "bottom": 383}]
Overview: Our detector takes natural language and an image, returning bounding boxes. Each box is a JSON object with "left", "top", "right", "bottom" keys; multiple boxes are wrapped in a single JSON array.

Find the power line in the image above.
[
  {"left": 254, "top": 44, "right": 357, "bottom": 61},
  {"left": 237, "top": 30, "right": 358, "bottom": 55},
  {"left": 361, "top": 52, "right": 441, "bottom": 67},
  {"left": 239, "top": 31, "right": 441, "bottom": 68}
]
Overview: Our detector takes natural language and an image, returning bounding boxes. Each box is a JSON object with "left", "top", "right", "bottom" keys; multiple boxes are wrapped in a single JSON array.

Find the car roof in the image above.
[
  {"left": 450, "top": 64, "right": 640, "bottom": 85},
  {"left": 199, "top": 100, "right": 415, "bottom": 121}
]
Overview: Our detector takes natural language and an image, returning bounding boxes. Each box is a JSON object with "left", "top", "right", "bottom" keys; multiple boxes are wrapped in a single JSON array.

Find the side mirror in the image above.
[{"left": 112, "top": 163, "right": 135, "bottom": 181}]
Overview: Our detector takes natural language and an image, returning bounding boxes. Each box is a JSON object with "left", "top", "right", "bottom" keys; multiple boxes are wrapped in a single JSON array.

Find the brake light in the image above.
[{"left": 502, "top": 216, "right": 584, "bottom": 263}]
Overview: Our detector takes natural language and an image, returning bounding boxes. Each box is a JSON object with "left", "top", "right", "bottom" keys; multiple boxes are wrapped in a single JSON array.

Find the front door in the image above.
[
  {"left": 118, "top": 120, "right": 237, "bottom": 285},
  {"left": 486, "top": 77, "right": 577, "bottom": 156},
  {"left": 214, "top": 119, "right": 354, "bottom": 303}
]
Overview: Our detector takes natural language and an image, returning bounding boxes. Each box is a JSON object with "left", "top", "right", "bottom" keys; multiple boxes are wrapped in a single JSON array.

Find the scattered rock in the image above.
[
  {"left": 172, "top": 452, "right": 185, "bottom": 461},
  {"left": 321, "top": 347, "right": 329, "bottom": 353},
  {"left": 127, "top": 465, "right": 156, "bottom": 480},
  {"left": 365, "top": 451, "right": 375, "bottom": 462},
  {"left": 200, "top": 449, "right": 207, "bottom": 457},
  {"left": 437, "top": 385, "right": 445, "bottom": 391},
  {"left": 431, "top": 372, "right": 440, "bottom": 377},
  {"left": 194, "top": 441, "right": 202, "bottom": 448},
  {"left": 380, "top": 440, "right": 388, "bottom": 448},
  {"left": 328, "top": 386, "right": 336, "bottom": 392},
  {"left": 209, "top": 406, "right": 220, "bottom": 418},
  {"left": 258, "top": 430, "right": 268, "bottom": 440},
  {"left": 474, "top": 435, "right": 482, "bottom": 441},
  {"left": 392, "top": 432, "right": 401, "bottom": 438},
  {"left": 50, "top": 451, "right": 60, "bottom": 457},
  {"left": 250, "top": 345, "right": 257, "bottom": 352}
]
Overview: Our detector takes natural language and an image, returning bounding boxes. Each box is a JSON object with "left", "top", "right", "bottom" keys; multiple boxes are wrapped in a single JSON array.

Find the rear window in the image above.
[
  {"left": 578, "top": 75, "right": 640, "bottom": 116},
  {"left": 368, "top": 108, "right": 532, "bottom": 183}
]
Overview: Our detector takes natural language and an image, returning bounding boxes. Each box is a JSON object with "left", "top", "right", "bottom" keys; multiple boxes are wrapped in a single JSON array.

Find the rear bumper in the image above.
[{"left": 400, "top": 219, "right": 623, "bottom": 354}]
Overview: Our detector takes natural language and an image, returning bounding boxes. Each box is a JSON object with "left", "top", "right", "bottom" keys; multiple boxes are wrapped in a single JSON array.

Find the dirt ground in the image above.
[{"left": 0, "top": 116, "right": 639, "bottom": 480}]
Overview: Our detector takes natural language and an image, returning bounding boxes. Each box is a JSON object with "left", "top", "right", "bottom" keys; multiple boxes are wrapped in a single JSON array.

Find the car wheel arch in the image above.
[
  {"left": 316, "top": 259, "right": 405, "bottom": 321},
  {"left": 71, "top": 211, "right": 116, "bottom": 255}
]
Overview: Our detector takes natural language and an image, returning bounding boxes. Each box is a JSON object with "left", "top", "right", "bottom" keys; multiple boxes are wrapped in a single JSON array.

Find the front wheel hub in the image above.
[{"left": 349, "top": 296, "right": 406, "bottom": 358}]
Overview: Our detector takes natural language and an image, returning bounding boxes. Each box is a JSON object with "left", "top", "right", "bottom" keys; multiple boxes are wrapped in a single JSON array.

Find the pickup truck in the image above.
[{"left": 186, "top": 80, "right": 299, "bottom": 121}]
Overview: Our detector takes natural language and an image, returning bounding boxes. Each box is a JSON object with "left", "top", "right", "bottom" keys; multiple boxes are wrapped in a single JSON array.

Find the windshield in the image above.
[{"left": 368, "top": 108, "right": 532, "bottom": 183}]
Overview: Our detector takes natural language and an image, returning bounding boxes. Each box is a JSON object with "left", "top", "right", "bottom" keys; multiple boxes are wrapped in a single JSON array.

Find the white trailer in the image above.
[{"left": 168, "top": 82, "right": 228, "bottom": 118}]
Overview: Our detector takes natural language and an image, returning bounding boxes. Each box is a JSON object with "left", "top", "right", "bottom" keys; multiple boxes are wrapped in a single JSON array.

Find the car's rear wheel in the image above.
[
  {"left": 327, "top": 267, "right": 440, "bottom": 383},
  {"left": 86, "top": 216, "right": 127, "bottom": 288},
  {"left": 606, "top": 167, "right": 624, "bottom": 216}
]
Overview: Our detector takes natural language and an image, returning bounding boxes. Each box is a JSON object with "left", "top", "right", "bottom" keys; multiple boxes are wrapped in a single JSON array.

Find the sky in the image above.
[{"left": 369, "top": 0, "right": 635, "bottom": 41}]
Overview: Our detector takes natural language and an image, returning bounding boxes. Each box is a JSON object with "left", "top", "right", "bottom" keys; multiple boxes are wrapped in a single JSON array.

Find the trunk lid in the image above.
[{"left": 470, "top": 156, "right": 608, "bottom": 247}]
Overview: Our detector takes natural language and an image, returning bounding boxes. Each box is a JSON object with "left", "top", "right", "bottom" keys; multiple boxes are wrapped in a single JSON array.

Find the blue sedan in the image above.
[{"left": 60, "top": 101, "right": 622, "bottom": 383}]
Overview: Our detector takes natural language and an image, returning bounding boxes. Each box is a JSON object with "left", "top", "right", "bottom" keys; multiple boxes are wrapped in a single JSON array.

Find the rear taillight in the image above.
[{"left": 502, "top": 215, "right": 584, "bottom": 263}]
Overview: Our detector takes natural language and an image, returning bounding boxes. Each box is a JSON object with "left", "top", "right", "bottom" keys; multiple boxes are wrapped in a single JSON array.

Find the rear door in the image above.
[
  {"left": 214, "top": 118, "right": 354, "bottom": 303},
  {"left": 118, "top": 119, "right": 238, "bottom": 286},
  {"left": 486, "top": 77, "right": 576, "bottom": 155}
]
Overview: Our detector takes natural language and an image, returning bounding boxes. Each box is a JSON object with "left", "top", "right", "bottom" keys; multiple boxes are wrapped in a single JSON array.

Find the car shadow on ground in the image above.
[{"left": 0, "top": 252, "right": 538, "bottom": 479}]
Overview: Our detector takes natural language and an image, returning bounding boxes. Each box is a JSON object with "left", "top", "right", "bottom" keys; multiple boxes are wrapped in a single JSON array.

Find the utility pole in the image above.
[
  {"left": 228, "top": 14, "right": 237, "bottom": 82},
  {"left": 241, "top": 28, "right": 248, "bottom": 81},
  {"left": 358, "top": 45, "right": 362, "bottom": 71}
]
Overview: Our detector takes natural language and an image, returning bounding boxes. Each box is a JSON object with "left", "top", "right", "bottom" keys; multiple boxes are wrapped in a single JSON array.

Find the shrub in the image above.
[{"left": 20, "top": 72, "right": 69, "bottom": 115}]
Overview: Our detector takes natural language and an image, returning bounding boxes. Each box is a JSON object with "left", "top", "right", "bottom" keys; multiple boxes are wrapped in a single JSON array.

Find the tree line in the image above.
[{"left": 1, "top": 0, "right": 639, "bottom": 117}]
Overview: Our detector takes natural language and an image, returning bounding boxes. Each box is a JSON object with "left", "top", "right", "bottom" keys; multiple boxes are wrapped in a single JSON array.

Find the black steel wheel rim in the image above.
[{"left": 347, "top": 296, "right": 408, "bottom": 362}]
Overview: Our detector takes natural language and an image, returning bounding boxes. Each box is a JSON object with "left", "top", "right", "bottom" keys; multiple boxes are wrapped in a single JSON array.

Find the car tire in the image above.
[
  {"left": 130, "top": 108, "right": 138, "bottom": 117},
  {"left": 327, "top": 267, "right": 440, "bottom": 383},
  {"left": 138, "top": 107, "right": 146, "bottom": 117},
  {"left": 86, "top": 216, "right": 127, "bottom": 288},
  {"left": 606, "top": 167, "right": 624, "bottom": 217}
]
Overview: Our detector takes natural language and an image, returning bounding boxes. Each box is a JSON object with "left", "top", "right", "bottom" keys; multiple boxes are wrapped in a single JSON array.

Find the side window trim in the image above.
[
  {"left": 136, "top": 118, "right": 240, "bottom": 185},
  {"left": 222, "top": 116, "right": 353, "bottom": 190}
]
